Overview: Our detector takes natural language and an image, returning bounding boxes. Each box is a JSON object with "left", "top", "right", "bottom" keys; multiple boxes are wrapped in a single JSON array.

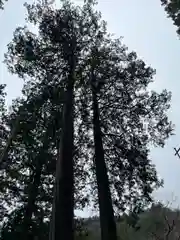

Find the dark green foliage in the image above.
[
  {"left": 0, "top": 207, "right": 49, "bottom": 240},
  {"left": 0, "top": 84, "right": 8, "bottom": 224},
  {"left": 0, "top": 0, "right": 7, "bottom": 9},
  {"left": 0, "top": 89, "right": 61, "bottom": 239},
  {"left": 76, "top": 203, "right": 180, "bottom": 240},
  {"left": 161, "top": 0, "right": 180, "bottom": 35}
]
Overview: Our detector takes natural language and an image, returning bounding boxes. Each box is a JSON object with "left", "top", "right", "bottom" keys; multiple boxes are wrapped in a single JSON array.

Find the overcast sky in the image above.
[{"left": 1, "top": 0, "right": 180, "bottom": 216}]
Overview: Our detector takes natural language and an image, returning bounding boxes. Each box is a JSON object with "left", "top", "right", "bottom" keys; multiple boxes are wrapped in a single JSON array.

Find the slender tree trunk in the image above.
[
  {"left": 49, "top": 68, "right": 75, "bottom": 240},
  {"left": 92, "top": 84, "right": 117, "bottom": 240},
  {"left": 22, "top": 129, "right": 50, "bottom": 240},
  {"left": 22, "top": 162, "right": 43, "bottom": 240}
]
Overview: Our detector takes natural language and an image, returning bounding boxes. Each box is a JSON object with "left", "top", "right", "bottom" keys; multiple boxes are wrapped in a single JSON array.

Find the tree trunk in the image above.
[
  {"left": 92, "top": 86, "right": 117, "bottom": 240},
  {"left": 22, "top": 128, "right": 50, "bottom": 240},
  {"left": 49, "top": 69, "right": 75, "bottom": 240},
  {"left": 22, "top": 163, "right": 43, "bottom": 240}
]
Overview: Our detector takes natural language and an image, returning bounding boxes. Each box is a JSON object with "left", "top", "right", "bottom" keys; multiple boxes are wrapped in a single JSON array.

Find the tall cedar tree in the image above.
[
  {"left": 82, "top": 43, "right": 173, "bottom": 213},
  {"left": 23, "top": 2, "right": 103, "bottom": 240},
  {"left": 47, "top": 5, "right": 77, "bottom": 240},
  {"left": 76, "top": 27, "right": 173, "bottom": 216},
  {"left": 2, "top": 1, "right": 105, "bottom": 239}
]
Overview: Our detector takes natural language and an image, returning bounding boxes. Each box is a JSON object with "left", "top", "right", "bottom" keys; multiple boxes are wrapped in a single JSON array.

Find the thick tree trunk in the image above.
[
  {"left": 92, "top": 88, "right": 117, "bottom": 240},
  {"left": 49, "top": 70, "right": 75, "bottom": 240}
]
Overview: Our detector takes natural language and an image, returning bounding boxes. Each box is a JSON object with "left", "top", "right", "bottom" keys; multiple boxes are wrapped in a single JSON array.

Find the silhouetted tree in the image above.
[{"left": 2, "top": 1, "right": 174, "bottom": 240}]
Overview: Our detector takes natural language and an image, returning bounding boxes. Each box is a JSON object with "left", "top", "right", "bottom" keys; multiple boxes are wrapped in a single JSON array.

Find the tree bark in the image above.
[
  {"left": 92, "top": 84, "right": 117, "bottom": 240},
  {"left": 49, "top": 69, "right": 75, "bottom": 240}
]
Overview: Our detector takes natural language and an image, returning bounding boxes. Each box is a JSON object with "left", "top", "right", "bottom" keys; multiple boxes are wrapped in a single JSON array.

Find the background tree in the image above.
[
  {"left": 0, "top": 1, "right": 101, "bottom": 239},
  {"left": 0, "top": 85, "right": 61, "bottom": 240},
  {"left": 161, "top": 0, "right": 180, "bottom": 36},
  {"left": 0, "top": 78, "right": 90, "bottom": 239},
  {"left": 83, "top": 202, "right": 180, "bottom": 240}
]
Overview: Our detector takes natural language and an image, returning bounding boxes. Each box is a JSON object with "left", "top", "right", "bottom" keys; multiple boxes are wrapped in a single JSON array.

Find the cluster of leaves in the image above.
[{"left": 161, "top": 0, "right": 180, "bottom": 35}]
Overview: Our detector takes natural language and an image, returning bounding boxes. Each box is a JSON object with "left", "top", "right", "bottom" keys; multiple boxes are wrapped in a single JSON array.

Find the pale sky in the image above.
[{"left": 1, "top": 0, "right": 180, "bottom": 216}]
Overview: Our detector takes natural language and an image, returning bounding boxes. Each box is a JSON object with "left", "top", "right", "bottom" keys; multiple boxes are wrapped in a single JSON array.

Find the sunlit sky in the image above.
[{"left": 1, "top": 0, "right": 180, "bottom": 216}]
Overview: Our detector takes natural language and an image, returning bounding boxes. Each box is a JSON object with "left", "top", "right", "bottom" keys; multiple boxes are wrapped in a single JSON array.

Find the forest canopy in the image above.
[{"left": 0, "top": 1, "right": 176, "bottom": 240}]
